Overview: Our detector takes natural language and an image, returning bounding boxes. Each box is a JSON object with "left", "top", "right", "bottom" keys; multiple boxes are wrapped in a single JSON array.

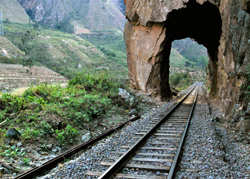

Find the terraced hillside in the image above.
[{"left": 0, "top": 63, "right": 68, "bottom": 92}]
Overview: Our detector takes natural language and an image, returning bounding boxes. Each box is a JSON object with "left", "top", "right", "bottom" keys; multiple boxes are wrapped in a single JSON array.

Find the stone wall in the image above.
[{"left": 124, "top": 0, "right": 250, "bottom": 115}]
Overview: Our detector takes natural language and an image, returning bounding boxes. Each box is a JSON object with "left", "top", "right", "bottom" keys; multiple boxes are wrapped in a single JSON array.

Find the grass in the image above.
[
  {"left": 0, "top": 0, "right": 30, "bottom": 24},
  {"left": 0, "top": 71, "right": 130, "bottom": 153},
  {"left": 169, "top": 48, "right": 195, "bottom": 67},
  {"left": 170, "top": 71, "right": 193, "bottom": 90},
  {"left": 3, "top": 22, "right": 129, "bottom": 80}
]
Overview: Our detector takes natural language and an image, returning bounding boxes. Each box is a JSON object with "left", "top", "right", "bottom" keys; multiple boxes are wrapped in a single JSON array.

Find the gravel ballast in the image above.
[
  {"left": 38, "top": 85, "right": 249, "bottom": 178},
  {"left": 176, "top": 85, "right": 250, "bottom": 178},
  {"left": 39, "top": 101, "right": 175, "bottom": 179}
]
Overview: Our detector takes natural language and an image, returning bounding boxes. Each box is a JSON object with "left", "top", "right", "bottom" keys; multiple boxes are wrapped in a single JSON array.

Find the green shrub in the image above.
[
  {"left": 1, "top": 94, "right": 26, "bottom": 113},
  {"left": 55, "top": 125, "right": 79, "bottom": 146},
  {"left": 69, "top": 71, "right": 118, "bottom": 92},
  {"left": 0, "top": 146, "right": 25, "bottom": 158},
  {"left": 0, "top": 69, "right": 124, "bottom": 148},
  {"left": 170, "top": 71, "right": 191, "bottom": 87},
  {"left": 0, "top": 57, "right": 24, "bottom": 65}
]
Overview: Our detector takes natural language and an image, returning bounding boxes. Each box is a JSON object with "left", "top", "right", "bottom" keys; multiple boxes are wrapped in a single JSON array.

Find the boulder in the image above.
[
  {"left": 118, "top": 88, "right": 138, "bottom": 108},
  {"left": 52, "top": 149, "right": 58, "bottom": 153},
  {"left": 16, "top": 142, "right": 22, "bottom": 147},
  {"left": 6, "top": 128, "right": 21, "bottom": 139},
  {"left": 46, "top": 144, "right": 53, "bottom": 150}
]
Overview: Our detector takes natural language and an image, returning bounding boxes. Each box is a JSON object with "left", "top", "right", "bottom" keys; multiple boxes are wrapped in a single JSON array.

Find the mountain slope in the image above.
[
  {"left": 0, "top": 0, "right": 30, "bottom": 24},
  {"left": 4, "top": 22, "right": 128, "bottom": 80},
  {"left": 17, "top": 0, "right": 126, "bottom": 33},
  {"left": 0, "top": 36, "right": 23, "bottom": 58},
  {"left": 172, "top": 38, "right": 208, "bottom": 66},
  {"left": 169, "top": 48, "right": 194, "bottom": 67}
]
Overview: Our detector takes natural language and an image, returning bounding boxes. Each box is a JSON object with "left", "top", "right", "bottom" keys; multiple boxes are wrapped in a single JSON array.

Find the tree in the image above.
[
  {"left": 198, "top": 55, "right": 208, "bottom": 68},
  {"left": 18, "top": 31, "right": 35, "bottom": 68},
  {"left": 4, "top": 18, "right": 10, "bottom": 23}
]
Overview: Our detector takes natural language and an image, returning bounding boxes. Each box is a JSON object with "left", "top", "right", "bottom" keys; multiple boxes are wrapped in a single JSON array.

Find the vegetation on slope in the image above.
[
  {"left": 0, "top": 0, "right": 30, "bottom": 24},
  {"left": 3, "top": 22, "right": 128, "bottom": 80},
  {"left": 169, "top": 71, "right": 192, "bottom": 90},
  {"left": 169, "top": 48, "right": 195, "bottom": 68},
  {"left": 79, "top": 30, "right": 127, "bottom": 67},
  {"left": 172, "top": 38, "right": 209, "bottom": 68},
  {"left": 0, "top": 36, "right": 23, "bottom": 58},
  {"left": 170, "top": 39, "right": 209, "bottom": 89},
  {"left": 0, "top": 71, "right": 129, "bottom": 152}
]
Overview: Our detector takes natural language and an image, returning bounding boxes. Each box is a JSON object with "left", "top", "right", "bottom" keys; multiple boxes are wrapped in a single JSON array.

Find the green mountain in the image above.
[
  {"left": 0, "top": 36, "right": 23, "bottom": 58},
  {"left": 0, "top": 0, "right": 30, "bottom": 24},
  {"left": 1, "top": 0, "right": 205, "bottom": 84},
  {"left": 0, "top": 0, "right": 128, "bottom": 80},
  {"left": 4, "top": 22, "right": 128, "bottom": 79},
  {"left": 169, "top": 48, "right": 195, "bottom": 68},
  {"left": 172, "top": 38, "right": 209, "bottom": 67}
]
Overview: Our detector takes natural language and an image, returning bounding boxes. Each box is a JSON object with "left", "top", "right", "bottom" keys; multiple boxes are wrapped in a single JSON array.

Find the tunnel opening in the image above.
[
  {"left": 169, "top": 38, "right": 209, "bottom": 90},
  {"left": 160, "top": 0, "right": 222, "bottom": 98}
]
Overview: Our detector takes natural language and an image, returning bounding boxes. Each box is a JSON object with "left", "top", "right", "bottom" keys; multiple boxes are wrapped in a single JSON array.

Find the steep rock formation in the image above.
[
  {"left": 124, "top": 0, "right": 250, "bottom": 116},
  {"left": 17, "top": 0, "right": 126, "bottom": 32}
]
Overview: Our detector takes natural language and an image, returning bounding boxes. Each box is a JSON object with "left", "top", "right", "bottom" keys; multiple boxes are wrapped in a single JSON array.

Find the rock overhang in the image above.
[
  {"left": 124, "top": 0, "right": 222, "bottom": 97},
  {"left": 124, "top": 0, "right": 250, "bottom": 115}
]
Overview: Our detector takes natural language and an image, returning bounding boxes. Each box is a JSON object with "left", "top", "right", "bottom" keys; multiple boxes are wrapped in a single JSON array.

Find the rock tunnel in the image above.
[
  {"left": 124, "top": 0, "right": 222, "bottom": 99},
  {"left": 160, "top": 0, "right": 222, "bottom": 98}
]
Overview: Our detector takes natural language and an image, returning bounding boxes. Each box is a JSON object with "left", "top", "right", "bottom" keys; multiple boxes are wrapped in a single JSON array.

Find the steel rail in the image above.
[
  {"left": 167, "top": 85, "right": 199, "bottom": 179},
  {"left": 14, "top": 116, "right": 140, "bottom": 179},
  {"left": 98, "top": 84, "right": 197, "bottom": 179}
]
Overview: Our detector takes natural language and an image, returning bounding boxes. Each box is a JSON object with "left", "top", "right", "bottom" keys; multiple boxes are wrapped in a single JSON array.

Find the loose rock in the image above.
[
  {"left": 129, "top": 109, "right": 138, "bottom": 116},
  {"left": 81, "top": 133, "right": 91, "bottom": 143},
  {"left": 6, "top": 128, "right": 21, "bottom": 139},
  {"left": 46, "top": 144, "right": 53, "bottom": 150}
]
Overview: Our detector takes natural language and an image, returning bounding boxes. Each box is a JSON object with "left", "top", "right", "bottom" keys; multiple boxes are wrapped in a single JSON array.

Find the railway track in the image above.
[
  {"left": 14, "top": 116, "right": 140, "bottom": 179},
  {"left": 86, "top": 84, "right": 199, "bottom": 179}
]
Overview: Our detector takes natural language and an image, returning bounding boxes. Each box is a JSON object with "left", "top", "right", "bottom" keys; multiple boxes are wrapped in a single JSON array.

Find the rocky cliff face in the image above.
[
  {"left": 124, "top": 0, "right": 250, "bottom": 117},
  {"left": 17, "top": 0, "right": 126, "bottom": 32}
]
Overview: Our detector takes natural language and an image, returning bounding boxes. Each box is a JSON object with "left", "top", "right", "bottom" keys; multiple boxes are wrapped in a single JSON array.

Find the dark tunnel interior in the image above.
[{"left": 160, "top": 0, "right": 222, "bottom": 98}]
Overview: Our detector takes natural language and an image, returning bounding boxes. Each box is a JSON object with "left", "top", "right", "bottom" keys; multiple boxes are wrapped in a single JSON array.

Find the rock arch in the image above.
[
  {"left": 124, "top": 0, "right": 222, "bottom": 99},
  {"left": 124, "top": 0, "right": 250, "bottom": 116},
  {"left": 160, "top": 0, "right": 222, "bottom": 98}
]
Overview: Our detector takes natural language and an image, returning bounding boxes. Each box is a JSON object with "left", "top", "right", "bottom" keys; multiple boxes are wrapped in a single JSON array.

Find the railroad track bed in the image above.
[
  {"left": 39, "top": 84, "right": 250, "bottom": 179},
  {"left": 39, "top": 84, "right": 197, "bottom": 179},
  {"left": 175, "top": 85, "right": 250, "bottom": 178},
  {"left": 39, "top": 100, "right": 177, "bottom": 179},
  {"left": 85, "top": 86, "right": 199, "bottom": 178}
]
